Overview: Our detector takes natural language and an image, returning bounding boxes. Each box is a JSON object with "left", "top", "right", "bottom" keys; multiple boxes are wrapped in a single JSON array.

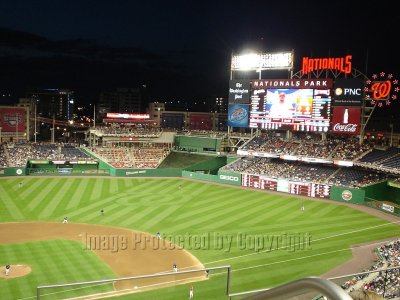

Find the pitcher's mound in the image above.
[{"left": 0, "top": 265, "right": 32, "bottom": 279}]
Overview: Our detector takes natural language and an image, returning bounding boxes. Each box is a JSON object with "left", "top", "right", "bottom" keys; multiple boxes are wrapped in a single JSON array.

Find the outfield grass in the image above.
[
  {"left": 0, "top": 177, "right": 399, "bottom": 299},
  {"left": 0, "top": 240, "right": 115, "bottom": 300}
]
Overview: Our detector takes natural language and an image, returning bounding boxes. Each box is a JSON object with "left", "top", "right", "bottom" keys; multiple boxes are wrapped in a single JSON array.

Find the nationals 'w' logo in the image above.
[
  {"left": 365, "top": 72, "right": 398, "bottom": 107},
  {"left": 3, "top": 114, "right": 22, "bottom": 127}
]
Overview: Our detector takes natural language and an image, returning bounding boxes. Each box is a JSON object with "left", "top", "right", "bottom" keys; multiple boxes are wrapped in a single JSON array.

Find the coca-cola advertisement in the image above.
[{"left": 331, "top": 107, "right": 360, "bottom": 134}]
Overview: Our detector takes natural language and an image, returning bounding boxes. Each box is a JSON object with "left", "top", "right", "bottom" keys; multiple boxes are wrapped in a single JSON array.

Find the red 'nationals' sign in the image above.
[{"left": 331, "top": 107, "right": 360, "bottom": 134}]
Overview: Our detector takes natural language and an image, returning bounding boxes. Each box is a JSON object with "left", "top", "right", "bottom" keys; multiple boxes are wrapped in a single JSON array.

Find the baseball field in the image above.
[{"left": 0, "top": 177, "right": 399, "bottom": 300}]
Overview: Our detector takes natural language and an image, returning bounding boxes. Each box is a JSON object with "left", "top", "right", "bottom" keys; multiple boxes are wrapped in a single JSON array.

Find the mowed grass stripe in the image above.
[
  {"left": 117, "top": 206, "right": 162, "bottom": 227},
  {"left": 18, "top": 177, "right": 47, "bottom": 199},
  {"left": 309, "top": 203, "right": 349, "bottom": 215},
  {"left": 188, "top": 187, "right": 243, "bottom": 208},
  {"left": 262, "top": 200, "right": 307, "bottom": 223},
  {"left": 202, "top": 197, "right": 276, "bottom": 230},
  {"left": 149, "top": 179, "right": 181, "bottom": 195},
  {"left": 0, "top": 185, "right": 24, "bottom": 219},
  {"left": 239, "top": 197, "right": 291, "bottom": 226},
  {"left": 38, "top": 179, "right": 77, "bottom": 218},
  {"left": 261, "top": 208, "right": 371, "bottom": 231},
  {"left": 89, "top": 178, "right": 106, "bottom": 201},
  {"left": 100, "top": 205, "right": 147, "bottom": 224},
  {"left": 305, "top": 219, "right": 393, "bottom": 240},
  {"left": 142, "top": 179, "right": 182, "bottom": 194},
  {"left": 174, "top": 189, "right": 243, "bottom": 222},
  {"left": 65, "top": 179, "right": 92, "bottom": 209},
  {"left": 78, "top": 203, "right": 133, "bottom": 223},
  {"left": 121, "top": 205, "right": 171, "bottom": 230},
  {"left": 140, "top": 205, "right": 183, "bottom": 229},
  {"left": 124, "top": 179, "right": 163, "bottom": 193},
  {"left": 194, "top": 193, "right": 266, "bottom": 229},
  {"left": 61, "top": 193, "right": 125, "bottom": 219},
  {"left": 172, "top": 195, "right": 240, "bottom": 224},
  {"left": 44, "top": 241, "right": 78, "bottom": 285},
  {"left": 278, "top": 201, "right": 336, "bottom": 222},
  {"left": 27, "top": 178, "right": 62, "bottom": 211},
  {"left": 109, "top": 177, "right": 120, "bottom": 194},
  {"left": 167, "top": 195, "right": 273, "bottom": 233}
]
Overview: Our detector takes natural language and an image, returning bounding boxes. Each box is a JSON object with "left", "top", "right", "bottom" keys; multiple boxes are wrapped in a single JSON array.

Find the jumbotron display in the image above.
[
  {"left": 228, "top": 79, "right": 334, "bottom": 132},
  {"left": 249, "top": 81, "right": 332, "bottom": 132}
]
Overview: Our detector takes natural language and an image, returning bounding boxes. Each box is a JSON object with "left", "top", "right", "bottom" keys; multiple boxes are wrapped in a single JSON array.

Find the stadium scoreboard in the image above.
[{"left": 242, "top": 174, "right": 330, "bottom": 198}]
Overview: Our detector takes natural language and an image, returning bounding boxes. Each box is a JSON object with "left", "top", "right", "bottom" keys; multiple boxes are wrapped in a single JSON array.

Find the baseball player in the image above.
[
  {"left": 173, "top": 263, "right": 178, "bottom": 273},
  {"left": 100, "top": 209, "right": 104, "bottom": 216},
  {"left": 189, "top": 285, "right": 194, "bottom": 299},
  {"left": 5, "top": 264, "right": 10, "bottom": 276},
  {"left": 63, "top": 216, "right": 68, "bottom": 224},
  {"left": 156, "top": 232, "right": 161, "bottom": 239}
]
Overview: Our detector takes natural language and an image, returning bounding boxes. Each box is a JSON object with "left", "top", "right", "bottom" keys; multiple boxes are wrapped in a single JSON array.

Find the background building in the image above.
[
  {"left": 26, "top": 89, "right": 74, "bottom": 121},
  {"left": 98, "top": 88, "right": 142, "bottom": 121}
]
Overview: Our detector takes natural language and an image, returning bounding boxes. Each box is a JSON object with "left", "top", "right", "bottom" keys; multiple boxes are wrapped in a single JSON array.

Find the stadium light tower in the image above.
[
  {"left": 34, "top": 99, "right": 37, "bottom": 143},
  {"left": 230, "top": 50, "right": 294, "bottom": 80}
]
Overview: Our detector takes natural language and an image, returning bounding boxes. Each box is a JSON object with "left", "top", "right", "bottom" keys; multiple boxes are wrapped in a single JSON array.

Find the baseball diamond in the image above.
[{"left": 0, "top": 177, "right": 399, "bottom": 300}]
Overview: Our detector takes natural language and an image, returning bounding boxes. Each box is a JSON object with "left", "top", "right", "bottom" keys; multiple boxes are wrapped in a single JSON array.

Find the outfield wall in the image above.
[
  {"left": 0, "top": 167, "right": 26, "bottom": 177},
  {"left": 330, "top": 186, "right": 365, "bottom": 204},
  {"left": 182, "top": 170, "right": 242, "bottom": 186},
  {"left": 116, "top": 168, "right": 182, "bottom": 177},
  {"left": 363, "top": 181, "right": 400, "bottom": 203}
]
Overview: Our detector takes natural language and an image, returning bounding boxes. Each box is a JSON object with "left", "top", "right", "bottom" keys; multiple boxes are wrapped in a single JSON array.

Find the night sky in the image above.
[{"left": 0, "top": 0, "right": 399, "bottom": 114}]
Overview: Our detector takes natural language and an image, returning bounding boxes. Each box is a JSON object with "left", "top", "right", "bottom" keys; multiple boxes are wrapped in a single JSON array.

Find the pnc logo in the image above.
[
  {"left": 219, "top": 175, "right": 239, "bottom": 182},
  {"left": 341, "top": 190, "right": 353, "bottom": 201},
  {"left": 335, "top": 87, "right": 362, "bottom": 96},
  {"left": 335, "top": 88, "right": 343, "bottom": 96},
  {"left": 344, "top": 88, "right": 362, "bottom": 96}
]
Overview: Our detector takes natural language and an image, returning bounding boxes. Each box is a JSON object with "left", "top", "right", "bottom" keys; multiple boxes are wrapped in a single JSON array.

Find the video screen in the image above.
[{"left": 249, "top": 88, "right": 331, "bottom": 132}]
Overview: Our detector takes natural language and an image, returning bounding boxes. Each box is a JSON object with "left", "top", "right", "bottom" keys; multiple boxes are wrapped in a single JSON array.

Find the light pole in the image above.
[
  {"left": 93, "top": 104, "right": 96, "bottom": 128},
  {"left": 389, "top": 123, "right": 393, "bottom": 147},
  {"left": 51, "top": 114, "right": 55, "bottom": 143},
  {"left": 0, "top": 126, "right": 2, "bottom": 143},
  {"left": 34, "top": 99, "right": 37, "bottom": 142},
  {"left": 157, "top": 107, "right": 161, "bottom": 128},
  {"left": 16, "top": 113, "right": 18, "bottom": 142}
]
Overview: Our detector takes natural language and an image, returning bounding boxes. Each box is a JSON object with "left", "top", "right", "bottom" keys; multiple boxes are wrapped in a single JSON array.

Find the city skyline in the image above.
[{"left": 0, "top": 0, "right": 399, "bottom": 115}]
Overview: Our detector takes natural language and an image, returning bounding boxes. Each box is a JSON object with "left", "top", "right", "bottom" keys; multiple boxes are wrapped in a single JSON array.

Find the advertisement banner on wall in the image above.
[
  {"left": 333, "top": 78, "right": 364, "bottom": 106},
  {"left": 331, "top": 107, "right": 361, "bottom": 134},
  {"left": 228, "top": 104, "right": 249, "bottom": 128},
  {"left": 229, "top": 80, "right": 250, "bottom": 104},
  {"left": 0, "top": 107, "right": 25, "bottom": 133},
  {"left": 330, "top": 186, "right": 365, "bottom": 203}
]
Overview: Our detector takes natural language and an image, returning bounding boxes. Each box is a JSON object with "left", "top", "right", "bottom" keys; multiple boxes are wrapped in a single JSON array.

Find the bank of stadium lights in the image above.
[{"left": 231, "top": 51, "right": 293, "bottom": 71}]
